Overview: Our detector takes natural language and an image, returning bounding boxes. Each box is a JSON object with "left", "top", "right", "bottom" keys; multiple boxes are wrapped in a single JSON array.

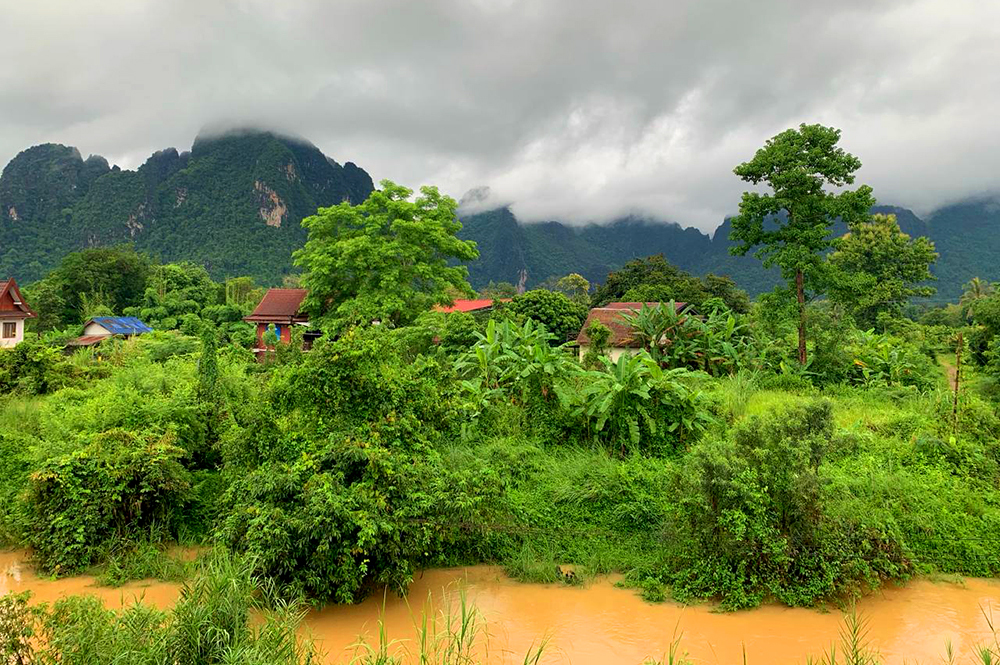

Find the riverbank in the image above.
[{"left": 5, "top": 549, "right": 1000, "bottom": 664}]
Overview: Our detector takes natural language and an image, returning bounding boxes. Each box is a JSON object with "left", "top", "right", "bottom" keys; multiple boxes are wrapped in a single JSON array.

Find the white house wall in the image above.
[
  {"left": 82, "top": 322, "right": 113, "bottom": 337},
  {"left": 577, "top": 345, "right": 639, "bottom": 362},
  {"left": 0, "top": 318, "right": 25, "bottom": 348}
]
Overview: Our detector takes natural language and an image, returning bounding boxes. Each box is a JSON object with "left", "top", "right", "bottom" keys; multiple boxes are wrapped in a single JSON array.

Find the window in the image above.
[
  {"left": 2, "top": 322, "right": 15, "bottom": 339},
  {"left": 274, "top": 324, "right": 282, "bottom": 339}
]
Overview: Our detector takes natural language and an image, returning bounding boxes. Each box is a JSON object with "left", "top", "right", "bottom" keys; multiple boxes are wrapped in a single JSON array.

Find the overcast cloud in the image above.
[{"left": 2, "top": 0, "right": 999, "bottom": 232}]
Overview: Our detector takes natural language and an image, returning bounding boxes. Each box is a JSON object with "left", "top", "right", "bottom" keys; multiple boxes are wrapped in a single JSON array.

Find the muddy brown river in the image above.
[{"left": 4, "top": 550, "right": 1000, "bottom": 664}]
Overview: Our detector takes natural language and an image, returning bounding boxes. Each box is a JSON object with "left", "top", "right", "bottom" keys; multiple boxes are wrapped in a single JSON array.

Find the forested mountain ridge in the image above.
[
  {"left": 0, "top": 130, "right": 373, "bottom": 284},
  {"left": 457, "top": 200, "right": 993, "bottom": 301},
  {"left": 1, "top": 128, "right": 997, "bottom": 301}
]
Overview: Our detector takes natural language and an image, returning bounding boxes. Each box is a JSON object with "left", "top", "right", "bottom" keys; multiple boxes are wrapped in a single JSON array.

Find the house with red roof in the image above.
[
  {"left": 575, "top": 301, "right": 690, "bottom": 361},
  {"left": 0, "top": 278, "right": 37, "bottom": 348},
  {"left": 244, "top": 288, "right": 320, "bottom": 357}
]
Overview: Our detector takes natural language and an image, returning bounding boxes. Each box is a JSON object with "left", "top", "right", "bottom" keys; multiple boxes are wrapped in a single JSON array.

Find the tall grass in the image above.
[
  {"left": 0, "top": 552, "right": 315, "bottom": 665},
  {"left": 348, "top": 589, "right": 547, "bottom": 665}
]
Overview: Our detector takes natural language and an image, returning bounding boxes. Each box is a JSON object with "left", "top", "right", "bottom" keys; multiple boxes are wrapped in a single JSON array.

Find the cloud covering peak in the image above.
[{"left": 2, "top": 0, "right": 999, "bottom": 231}]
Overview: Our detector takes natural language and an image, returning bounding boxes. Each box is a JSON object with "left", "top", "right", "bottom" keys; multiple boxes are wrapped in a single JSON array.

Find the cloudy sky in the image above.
[{"left": 2, "top": 0, "right": 999, "bottom": 232}]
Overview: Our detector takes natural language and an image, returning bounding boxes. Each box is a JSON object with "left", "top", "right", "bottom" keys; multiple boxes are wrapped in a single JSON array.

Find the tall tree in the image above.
[
  {"left": 730, "top": 124, "right": 874, "bottom": 364},
  {"left": 553, "top": 273, "right": 591, "bottom": 306},
  {"left": 295, "top": 180, "right": 479, "bottom": 330},
  {"left": 960, "top": 277, "right": 994, "bottom": 320},
  {"left": 826, "top": 214, "right": 938, "bottom": 328},
  {"left": 47, "top": 245, "right": 151, "bottom": 325}
]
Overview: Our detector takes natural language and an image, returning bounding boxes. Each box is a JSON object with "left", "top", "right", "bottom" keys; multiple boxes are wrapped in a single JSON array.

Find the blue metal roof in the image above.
[{"left": 90, "top": 317, "right": 153, "bottom": 335}]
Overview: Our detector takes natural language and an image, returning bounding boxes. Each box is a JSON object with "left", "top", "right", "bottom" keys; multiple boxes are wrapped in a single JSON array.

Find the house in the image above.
[
  {"left": 0, "top": 278, "right": 37, "bottom": 348},
  {"left": 244, "top": 288, "right": 320, "bottom": 356},
  {"left": 70, "top": 317, "right": 153, "bottom": 346},
  {"left": 433, "top": 299, "right": 505, "bottom": 314},
  {"left": 575, "top": 302, "right": 690, "bottom": 361}
]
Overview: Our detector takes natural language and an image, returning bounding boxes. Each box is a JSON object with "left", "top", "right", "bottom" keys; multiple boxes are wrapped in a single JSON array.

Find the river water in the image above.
[{"left": 4, "top": 550, "right": 1000, "bottom": 664}]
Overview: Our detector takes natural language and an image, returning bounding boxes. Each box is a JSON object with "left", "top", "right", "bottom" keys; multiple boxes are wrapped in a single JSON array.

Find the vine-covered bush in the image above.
[
  {"left": 670, "top": 402, "right": 910, "bottom": 608},
  {"left": 26, "top": 429, "right": 191, "bottom": 573}
]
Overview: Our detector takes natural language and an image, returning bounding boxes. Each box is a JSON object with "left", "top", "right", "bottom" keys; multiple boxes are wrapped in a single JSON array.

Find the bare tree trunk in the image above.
[{"left": 796, "top": 270, "right": 807, "bottom": 365}]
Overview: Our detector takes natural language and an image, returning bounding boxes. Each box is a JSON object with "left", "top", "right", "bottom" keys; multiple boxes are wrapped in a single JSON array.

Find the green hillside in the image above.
[
  {"left": 0, "top": 129, "right": 997, "bottom": 300},
  {"left": 0, "top": 130, "right": 373, "bottom": 285}
]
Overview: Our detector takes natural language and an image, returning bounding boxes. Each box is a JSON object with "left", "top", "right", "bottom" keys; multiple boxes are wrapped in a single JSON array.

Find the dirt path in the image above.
[{"left": 940, "top": 355, "right": 958, "bottom": 390}]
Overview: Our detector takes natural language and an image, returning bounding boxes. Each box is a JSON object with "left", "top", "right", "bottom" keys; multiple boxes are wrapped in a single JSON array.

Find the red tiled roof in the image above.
[
  {"left": 576, "top": 308, "right": 641, "bottom": 348},
  {"left": 244, "top": 289, "right": 309, "bottom": 323},
  {"left": 0, "top": 277, "right": 37, "bottom": 319},
  {"left": 434, "top": 298, "right": 503, "bottom": 313},
  {"left": 576, "top": 302, "right": 690, "bottom": 348}
]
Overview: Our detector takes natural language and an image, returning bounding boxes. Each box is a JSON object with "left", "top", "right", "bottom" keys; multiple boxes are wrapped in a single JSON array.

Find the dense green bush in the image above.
[
  {"left": 270, "top": 325, "right": 459, "bottom": 445},
  {"left": 502, "top": 289, "right": 587, "bottom": 342},
  {"left": 217, "top": 437, "right": 500, "bottom": 603},
  {"left": 558, "top": 353, "right": 711, "bottom": 456},
  {"left": 26, "top": 429, "right": 191, "bottom": 573},
  {"left": 670, "top": 402, "right": 910, "bottom": 608}
]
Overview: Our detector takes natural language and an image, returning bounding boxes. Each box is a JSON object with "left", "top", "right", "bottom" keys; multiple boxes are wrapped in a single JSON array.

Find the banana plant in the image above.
[
  {"left": 455, "top": 318, "right": 578, "bottom": 414},
  {"left": 556, "top": 351, "right": 710, "bottom": 456}
]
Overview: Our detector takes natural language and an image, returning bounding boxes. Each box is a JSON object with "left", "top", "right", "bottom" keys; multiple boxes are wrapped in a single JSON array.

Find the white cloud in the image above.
[{"left": 2, "top": 0, "right": 999, "bottom": 231}]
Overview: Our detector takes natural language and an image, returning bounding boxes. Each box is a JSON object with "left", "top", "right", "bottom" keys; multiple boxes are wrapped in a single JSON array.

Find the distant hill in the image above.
[
  {"left": 0, "top": 130, "right": 373, "bottom": 284},
  {"left": 0, "top": 129, "right": 997, "bottom": 301},
  {"left": 457, "top": 201, "right": 990, "bottom": 302}
]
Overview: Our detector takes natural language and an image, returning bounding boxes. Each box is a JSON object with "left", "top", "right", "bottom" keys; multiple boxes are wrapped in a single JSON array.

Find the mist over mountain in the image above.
[
  {"left": 457, "top": 199, "right": 995, "bottom": 303},
  {"left": 0, "top": 128, "right": 997, "bottom": 302}
]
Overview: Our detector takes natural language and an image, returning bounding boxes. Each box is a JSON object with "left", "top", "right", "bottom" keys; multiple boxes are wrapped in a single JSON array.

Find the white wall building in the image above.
[{"left": 0, "top": 278, "right": 36, "bottom": 349}]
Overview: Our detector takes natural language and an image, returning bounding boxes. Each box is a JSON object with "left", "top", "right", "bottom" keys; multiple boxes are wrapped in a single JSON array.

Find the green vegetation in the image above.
[
  {"left": 0, "top": 131, "right": 373, "bottom": 286},
  {"left": 730, "top": 123, "right": 876, "bottom": 364},
  {"left": 2, "top": 124, "right": 1000, "bottom": 662},
  {"left": 295, "top": 180, "right": 478, "bottom": 330}
]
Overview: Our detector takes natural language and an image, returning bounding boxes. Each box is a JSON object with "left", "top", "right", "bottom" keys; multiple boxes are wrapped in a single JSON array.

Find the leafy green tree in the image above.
[
  {"left": 591, "top": 255, "right": 709, "bottom": 307},
  {"left": 960, "top": 277, "right": 995, "bottom": 320},
  {"left": 197, "top": 325, "right": 219, "bottom": 400},
  {"left": 590, "top": 255, "right": 749, "bottom": 313},
  {"left": 730, "top": 124, "right": 875, "bottom": 364},
  {"left": 479, "top": 281, "right": 518, "bottom": 299},
  {"left": 554, "top": 273, "right": 591, "bottom": 305},
  {"left": 505, "top": 289, "right": 587, "bottom": 342},
  {"left": 23, "top": 279, "right": 66, "bottom": 333},
  {"left": 53, "top": 245, "right": 151, "bottom": 324},
  {"left": 703, "top": 274, "right": 751, "bottom": 314},
  {"left": 295, "top": 181, "right": 479, "bottom": 330},
  {"left": 826, "top": 214, "right": 938, "bottom": 328}
]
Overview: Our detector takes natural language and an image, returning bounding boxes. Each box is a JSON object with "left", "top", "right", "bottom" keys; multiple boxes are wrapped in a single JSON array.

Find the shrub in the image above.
[
  {"left": 557, "top": 352, "right": 711, "bottom": 456},
  {"left": 504, "top": 289, "right": 587, "bottom": 342},
  {"left": 26, "top": 429, "right": 191, "bottom": 574},
  {"left": 216, "top": 438, "right": 501, "bottom": 603},
  {"left": 270, "top": 326, "right": 458, "bottom": 446},
  {"left": 671, "top": 401, "right": 910, "bottom": 608}
]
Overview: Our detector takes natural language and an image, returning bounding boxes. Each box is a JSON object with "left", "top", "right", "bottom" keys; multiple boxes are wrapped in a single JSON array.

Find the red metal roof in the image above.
[
  {"left": 604, "top": 301, "right": 687, "bottom": 310},
  {"left": 69, "top": 335, "right": 110, "bottom": 347},
  {"left": 244, "top": 289, "right": 309, "bottom": 323},
  {"left": 434, "top": 299, "right": 501, "bottom": 313}
]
